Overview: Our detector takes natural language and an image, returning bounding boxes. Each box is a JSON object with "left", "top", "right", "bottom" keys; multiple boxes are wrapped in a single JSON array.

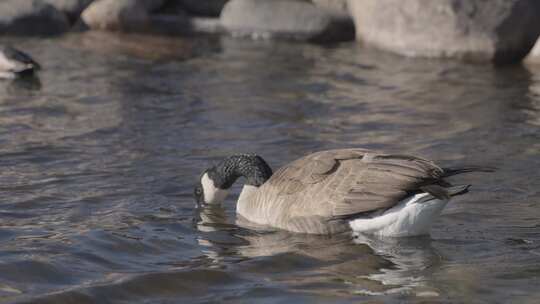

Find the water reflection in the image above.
[
  {"left": 1, "top": 76, "right": 42, "bottom": 93},
  {"left": 353, "top": 234, "right": 441, "bottom": 295},
  {"left": 525, "top": 67, "right": 540, "bottom": 128},
  {"left": 61, "top": 31, "right": 222, "bottom": 61},
  {"left": 196, "top": 203, "right": 442, "bottom": 297}
]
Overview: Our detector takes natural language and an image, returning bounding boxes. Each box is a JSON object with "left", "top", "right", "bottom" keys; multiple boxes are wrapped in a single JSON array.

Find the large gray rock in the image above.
[
  {"left": 42, "top": 0, "right": 94, "bottom": 22},
  {"left": 0, "top": 0, "right": 71, "bottom": 36},
  {"left": 221, "top": 0, "right": 354, "bottom": 43},
  {"left": 348, "top": 0, "right": 540, "bottom": 64},
  {"left": 80, "top": 0, "right": 150, "bottom": 31}
]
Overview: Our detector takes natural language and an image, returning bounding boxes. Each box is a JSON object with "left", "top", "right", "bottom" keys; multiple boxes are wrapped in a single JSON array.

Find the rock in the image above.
[
  {"left": 42, "top": 0, "right": 94, "bottom": 22},
  {"left": 312, "top": 0, "right": 348, "bottom": 14},
  {"left": 347, "top": 0, "right": 540, "bottom": 64},
  {"left": 80, "top": 0, "right": 150, "bottom": 31},
  {"left": 220, "top": 0, "right": 355, "bottom": 43},
  {"left": 190, "top": 17, "right": 224, "bottom": 33},
  {"left": 0, "top": 0, "right": 71, "bottom": 36},
  {"left": 525, "top": 38, "right": 540, "bottom": 64},
  {"left": 158, "top": 0, "right": 228, "bottom": 17},
  {"left": 140, "top": 0, "right": 166, "bottom": 12},
  {"left": 180, "top": 0, "right": 228, "bottom": 17},
  {"left": 150, "top": 14, "right": 224, "bottom": 35}
]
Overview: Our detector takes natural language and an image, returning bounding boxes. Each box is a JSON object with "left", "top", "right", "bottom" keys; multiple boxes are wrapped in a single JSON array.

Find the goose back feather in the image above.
[{"left": 237, "top": 148, "right": 451, "bottom": 234}]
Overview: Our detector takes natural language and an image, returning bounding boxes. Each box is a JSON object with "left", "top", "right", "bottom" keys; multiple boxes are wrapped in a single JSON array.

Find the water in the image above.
[{"left": 0, "top": 32, "right": 539, "bottom": 303}]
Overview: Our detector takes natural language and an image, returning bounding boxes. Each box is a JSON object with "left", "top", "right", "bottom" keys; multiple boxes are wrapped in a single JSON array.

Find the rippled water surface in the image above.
[{"left": 0, "top": 32, "right": 539, "bottom": 303}]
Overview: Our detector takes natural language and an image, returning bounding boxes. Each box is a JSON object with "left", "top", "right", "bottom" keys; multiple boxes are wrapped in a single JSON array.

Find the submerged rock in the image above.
[
  {"left": 80, "top": 0, "right": 150, "bottom": 31},
  {"left": 0, "top": 0, "right": 70, "bottom": 36},
  {"left": 221, "top": 0, "right": 354, "bottom": 43},
  {"left": 348, "top": 0, "right": 540, "bottom": 64},
  {"left": 42, "top": 0, "right": 94, "bottom": 22}
]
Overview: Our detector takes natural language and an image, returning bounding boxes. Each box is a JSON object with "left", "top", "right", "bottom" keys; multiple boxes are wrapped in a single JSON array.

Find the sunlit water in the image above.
[{"left": 0, "top": 32, "right": 539, "bottom": 303}]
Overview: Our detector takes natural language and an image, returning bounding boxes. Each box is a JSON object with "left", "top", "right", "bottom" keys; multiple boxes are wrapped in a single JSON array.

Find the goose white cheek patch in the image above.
[{"left": 201, "top": 173, "right": 229, "bottom": 204}]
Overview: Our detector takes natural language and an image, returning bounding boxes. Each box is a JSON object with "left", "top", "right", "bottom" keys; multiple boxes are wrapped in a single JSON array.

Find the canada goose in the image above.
[
  {"left": 194, "top": 149, "right": 492, "bottom": 236},
  {"left": 0, "top": 45, "right": 40, "bottom": 79}
]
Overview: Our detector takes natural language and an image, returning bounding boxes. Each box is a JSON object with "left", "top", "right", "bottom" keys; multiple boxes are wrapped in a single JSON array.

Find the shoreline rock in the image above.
[
  {"left": 80, "top": 0, "right": 150, "bottom": 32},
  {"left": 43, "top": 0, "right": 94, "bottom": 23},
  {"left": 348, "top": 0, "right": 540, "bottom": 64},
  {"left": 221, "top": 0, "right": 355, "bottom": 43},
  {"left": 525, "top": 38, "right": 540, "bottom": 64},
  {"left": 0, "top": 0, "right": 70, "bottom": 36}
]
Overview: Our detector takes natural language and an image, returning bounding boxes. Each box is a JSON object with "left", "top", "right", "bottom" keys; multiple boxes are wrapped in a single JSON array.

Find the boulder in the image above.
[
  {"left": 525, "top": 39, "right": 540, "bottom": 64},
  {"left": 347, "top": 0, "right": 540, "bottom": 64},
  {"left": 0, "top": 0, "right": 71, "bottom": 36},
  {"left": 80, "top": 0, "right": 150, "bottom": 31},
  {"left": 220, "top": 0, "right": 354, "bottom": 43},
  {"left": 42, "top": 0, "right": 94, "bottom": 22}
]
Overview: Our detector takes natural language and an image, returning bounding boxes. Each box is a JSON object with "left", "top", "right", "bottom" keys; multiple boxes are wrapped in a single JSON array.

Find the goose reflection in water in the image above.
[
  {"left": 5, "top": 76, "right": 42, "bottom": 92},
  {"left": 195, "top": 204, "right": 443, "bottom": 297}
]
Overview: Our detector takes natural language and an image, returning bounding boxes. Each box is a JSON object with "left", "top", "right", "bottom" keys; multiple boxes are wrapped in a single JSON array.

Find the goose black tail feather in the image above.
[
  {"left": 442, "top": 166, "right": 496, "bottom": 178},
  {"left": 420, "top": 184, "right": 470, "bottom": 201}
]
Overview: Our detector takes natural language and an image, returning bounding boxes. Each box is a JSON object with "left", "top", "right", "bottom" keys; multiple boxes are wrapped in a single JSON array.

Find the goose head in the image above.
[
  {"left": 194, "top": 154, "right": 273, "bottom": 205},
  {"left": 195, "top": 168, "right": 230, "bottom": 205}
]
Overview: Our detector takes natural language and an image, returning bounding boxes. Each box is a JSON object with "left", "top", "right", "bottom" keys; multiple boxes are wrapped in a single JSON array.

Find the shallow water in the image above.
[{"left": 0, "top": 32, "right": 539, "bottom": 303}]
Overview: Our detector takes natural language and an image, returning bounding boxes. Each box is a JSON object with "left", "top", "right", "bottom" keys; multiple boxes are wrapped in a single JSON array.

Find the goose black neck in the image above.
[{"left": 207, "top": 154, "right": 273, "bottom": 189}]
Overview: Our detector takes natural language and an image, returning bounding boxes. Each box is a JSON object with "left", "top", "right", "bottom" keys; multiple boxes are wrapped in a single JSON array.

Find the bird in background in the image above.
[{"left": 0, "top": 45, "right": 40, "bottom": 79}]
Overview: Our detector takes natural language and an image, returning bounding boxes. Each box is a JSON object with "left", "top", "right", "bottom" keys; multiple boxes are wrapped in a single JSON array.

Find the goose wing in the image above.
[{"left": 264, "top": 149, "right": 444, "bottom": 221}]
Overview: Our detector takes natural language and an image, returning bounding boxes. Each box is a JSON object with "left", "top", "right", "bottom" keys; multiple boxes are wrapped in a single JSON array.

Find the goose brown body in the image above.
[{"left": 236, "top": 148, "right": 451, "bottom": 234}]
